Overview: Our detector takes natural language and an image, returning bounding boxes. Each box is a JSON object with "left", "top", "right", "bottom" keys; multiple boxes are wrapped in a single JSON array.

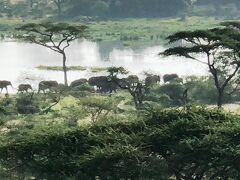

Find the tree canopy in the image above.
[
  {"left": 16, "top": 23, "right": 88, "bottom": 85},
  {"left": 1, "top": 107, "right": 240, "bottom": 179},
  {"left": 162, "top": 24, "right": 240, "bottom": 107}
]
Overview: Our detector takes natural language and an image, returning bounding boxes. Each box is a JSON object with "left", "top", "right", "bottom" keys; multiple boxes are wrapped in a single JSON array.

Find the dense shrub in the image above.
[
  {"left": 145, "top": 107, "right": 240, "bottom": 179},
  {"left": 146, "top": 83, "right": 185, "bottom": 107},
  {"left": 16, "top": 94, "right": 40, "bottom": 114},
  {"left": 71, "top": 83, "right": 95, "bottom": 92},
  {"left": 1, "top": 107, "right": 240, "bottom": 179},
  {"left": 0, "top": 96, "right": 16, "bottom": 115},
  {"left": 146, "top": 76, "right": 239, "bottom": 107},
  {"left": 185, "top": 76, "right": 236, "bottom": 104}
]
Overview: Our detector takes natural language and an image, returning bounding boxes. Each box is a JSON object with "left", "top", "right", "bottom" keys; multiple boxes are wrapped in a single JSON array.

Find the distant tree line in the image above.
[
  {"left": 1, "top": 0, "right": 240, "bottom": 19},
  {"left": 65, "top": 0, "right": 187, "bottom": 18}
]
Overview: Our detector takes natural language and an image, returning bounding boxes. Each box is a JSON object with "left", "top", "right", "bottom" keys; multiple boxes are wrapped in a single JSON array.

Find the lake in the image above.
[{"left": 0, "top": 39, "right": 208, "bottom": 92}]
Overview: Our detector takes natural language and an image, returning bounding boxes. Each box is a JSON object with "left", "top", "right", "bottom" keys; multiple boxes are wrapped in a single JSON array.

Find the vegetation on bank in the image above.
[
  {"left": 36, "top": 65, "right": 108, "bottom": 73},
  {"left": 0, "top": 16, "right": 220, "bottom": 45},
  {"left": 1, "top": 0, "right": 240, "bottom": 20}
]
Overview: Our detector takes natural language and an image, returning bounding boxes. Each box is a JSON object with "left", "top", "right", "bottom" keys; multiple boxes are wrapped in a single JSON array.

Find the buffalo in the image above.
[
  {"left": 38, "top": 81, "right": 59, "bottom": 93},
  {"left": 0, "top": 80, "right": 13, "bottom": 93}
]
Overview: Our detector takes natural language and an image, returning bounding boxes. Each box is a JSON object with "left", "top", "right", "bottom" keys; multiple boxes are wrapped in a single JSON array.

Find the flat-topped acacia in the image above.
[{"left": 16, "top": 23, "right": 87, "bottom": 86}]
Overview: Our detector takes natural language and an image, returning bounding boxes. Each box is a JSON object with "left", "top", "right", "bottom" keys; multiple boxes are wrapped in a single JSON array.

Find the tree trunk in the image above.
[
  {"left": 133, "top": 94, "right": 140, "bottom": 109},
  {"left": 137, "top": 84, "right": 145, "bottom": 109},
  {"left": 62, "top": 52, "right": 68, "bottom": 86},
  {"left": 29, "top": 0, "right": 33, "bottom": 8},
  {"left": 217, "top": 89, "right": 223, "bottom": 108},
  {"left": 57, "top": 3, "right": 62, "bottom": 19}
]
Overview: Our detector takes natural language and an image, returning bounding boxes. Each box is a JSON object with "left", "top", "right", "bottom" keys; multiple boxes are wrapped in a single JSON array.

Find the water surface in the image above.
[{"left": 0, "top": 40, "right": 208, "bottom": 92}]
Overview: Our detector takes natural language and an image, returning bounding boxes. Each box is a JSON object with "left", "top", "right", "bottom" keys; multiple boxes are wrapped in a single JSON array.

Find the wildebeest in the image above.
[
  {"left": 88, "top": 76, "right": 118, "bottom": 93},
  {"left": 18, "top": 84, "right": 32, "bottom": 93},
  {"left": 0, "top": 80, "right": 13, "bottom": 93},
  {"left": 163, "top": 74, "right": 179, "bottom": 83},
  {"left": 70, "top": 79, "right": 88, "bottom": 88},
  {"left": 38, "top": 81, "right": 59, "bottom": 93},
  {"left": 145, "top": 75, "right": 160, "bottom": 86}
]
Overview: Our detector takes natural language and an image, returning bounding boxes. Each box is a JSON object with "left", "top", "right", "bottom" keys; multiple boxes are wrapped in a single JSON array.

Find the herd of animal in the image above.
[{"left": 0, "top": 74, "right": 180, "bottom": 94}]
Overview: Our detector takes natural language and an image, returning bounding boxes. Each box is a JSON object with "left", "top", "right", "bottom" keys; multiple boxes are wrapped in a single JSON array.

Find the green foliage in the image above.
[
  {"left": 71, "top": 83, "right": 95, "bottom": 93},
  {"left": 1, "top": 0, "right": 240, "bottom": 20},
  {"left": 0, "top": 96, "right": 16, "bottom": 116},
  {"left": 162, "top": 24, "right": 240, "bottom": 107},
  {"left": 0, "top": 16, "right": 221, "bottom": 47},
  {"left": 145, "top": 92, "right": 172, "bottom": 108},
  {"left": 36, "top": 65, "right": 87, "bottom": 71},
  {"left": 16, "top": 22, "right": 87, "bottom": 43},
  {"left": 145, "top": 107, "right": 240, "bottom": 179},
  {"left": 91, "top": 0, "right": 109, "bottom": 17},
  {"left": 146, "top": 83, "right": 185, "bottom": 107},
  {"left": 16, "top": 22, "right": 88, "bottom": 85},
  {"left": 36, "top": 65, "right": 108, "bottom": 73},
  {"left": 16, "top": 94, "right": 40, "bottom": 114},
  {"left": 1, "top": 107, "right": 240, "bottom": 179},
  {"left": 79, "top": 96, "right": 119, "bottom": 124}
]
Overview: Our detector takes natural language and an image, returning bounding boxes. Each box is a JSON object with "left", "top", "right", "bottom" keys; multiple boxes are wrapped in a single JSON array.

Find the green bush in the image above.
[
  {"left": 0, "top": 96, "right": 16, "bottom": 116},
  {"left": 145, "top": 92, "right": 172, "bottom": 107},
  {"left": 147, "top": 83, "right": 185, "bottom": 107},
  {"left": 71, "top": 83, "right": 95, "bottom": 92},
  {"left": 185, "top": 76, "right": 234, "bottom": 104},
  {"left": 145, "top": 106, "right": 240, "bottom": 179},
  {"left": 16, "top": 94, "right": 40, "bottom": 114},
  {"left": 1, "top": 107, "right": 240, "bottom": 179},
  {"left": 79, "top": 96, "right": 119, "bottom": 123}
]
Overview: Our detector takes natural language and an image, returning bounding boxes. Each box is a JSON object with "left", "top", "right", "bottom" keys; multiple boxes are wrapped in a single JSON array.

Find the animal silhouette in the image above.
[
  {"left": 18, "top": 84, "right": 33, "bottom": 93},
  {"left": 0, "top": 81, "right": 13, "bottom": 93},
  {"left": 38, "top": 81, "right": 59, "bottom": 93}
]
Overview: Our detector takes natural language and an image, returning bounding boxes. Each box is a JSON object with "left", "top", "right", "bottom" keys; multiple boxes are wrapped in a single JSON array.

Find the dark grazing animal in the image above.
[
  {"left": 38, "top": 81, "right": 58, "bottom": 93},
  {"left": 70, "top": 79, "right": 88, "bottom": 88},
  {"left": 145, "top": 75, "right": 160, "bottom": 86},
  {"left": 88, "top": 76, "right": 106, "bottom": 89},
  {"left": 18, "top": 84, "right": 33, "bottom": 93},
  {"left": 88, "top": 76, "right": 118, "bottom": 93},
  {"left": 163, "top": 74, "right": 179, "bottom": 83},
  {"left": 0, "top": 80, "right": 13, "bottom": 93},
  {"left": 127, "top": 75, "right": 139, "bottom": 86}
]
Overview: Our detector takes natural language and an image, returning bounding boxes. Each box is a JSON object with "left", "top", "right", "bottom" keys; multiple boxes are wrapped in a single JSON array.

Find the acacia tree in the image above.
[
  {"left": 162, "top": 27, "right": 240, "bottom": 107},
  {"left": 16, "top": 23, "right": 87, "bottom": 86},
  {"left": 108, "top": 67, "right": 145, "bottom": 109},
  {"left": 80, "top": 96, "right": 118, "bottom": 124}
]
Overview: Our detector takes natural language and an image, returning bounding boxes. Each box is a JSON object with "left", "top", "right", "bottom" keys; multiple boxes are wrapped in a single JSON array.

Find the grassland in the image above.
[
  {"left": 0, "top": 16, "right": 221, "bottom": 46},
  {"left": 87, "top": 16, "right": 221, "bottom": 43}
]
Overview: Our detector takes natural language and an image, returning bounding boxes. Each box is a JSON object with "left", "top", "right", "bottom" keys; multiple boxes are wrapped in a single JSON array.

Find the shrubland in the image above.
[
  {"left": 0, "top": 103, "right": 240, "bottom": 179},
  {"left": 0, "top": 74, "right": 239, "bottom": 179}
]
